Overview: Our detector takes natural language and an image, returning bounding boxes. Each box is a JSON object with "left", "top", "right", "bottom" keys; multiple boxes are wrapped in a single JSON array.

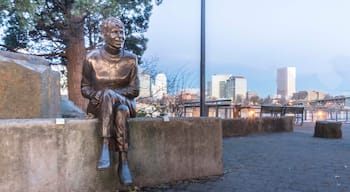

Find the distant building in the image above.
[
  {"left": 226, "top": 76, "right": 247, "bottom": 102},
  {"left": 211, "top": 74, "right": 231, "bottom": 98},
  {"left": 207, "top": 81, "right": 212, "bottom": 97},
  {"left": 210, "top": 74, "right": 247, "bottom": 102},
  {"left": 177, "top": 88, "right": 200, "bottom": 101},
  {"left": 177, "top": 88, "right": 200, "bottom": 96},
  {"left": 152, "top": 73, "right": 167, "bottom": 99},
  {"left": 178, "top": 93, "right": 199, "bottom": 101},
  {"left": 292, "top": 90, "right": 327, "bottom": 101},
  {"left": 219, "top": 81, "right": 227, "bottom": 98},
  {"left": 139, "top": 72, "right": 152, "bottom": 98},
  {"left": 246, "top": 91, "right": 258, "bottom": 100},
  {"left": 276, "top": 67, "right": 296, "bottom": 99}
]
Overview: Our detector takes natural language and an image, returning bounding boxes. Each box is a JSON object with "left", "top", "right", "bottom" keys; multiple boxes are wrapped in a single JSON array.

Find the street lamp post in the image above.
[{"left": 200, "top": 0, "right": 207, "bottom": 116}]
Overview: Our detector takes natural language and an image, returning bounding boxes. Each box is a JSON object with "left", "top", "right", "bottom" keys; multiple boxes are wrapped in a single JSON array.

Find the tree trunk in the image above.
[{"left": 65, "top": 15, "right": 88, "bottom": 111}]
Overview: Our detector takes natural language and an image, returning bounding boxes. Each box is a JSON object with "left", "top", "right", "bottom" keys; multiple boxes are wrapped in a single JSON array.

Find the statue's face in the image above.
[{"left": 104, "top": 24, "right": 125, "bottom": 49}]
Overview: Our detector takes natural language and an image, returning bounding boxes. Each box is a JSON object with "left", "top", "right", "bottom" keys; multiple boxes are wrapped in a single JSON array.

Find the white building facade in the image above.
[
  {"left": 211, "top": 74, "right": 231, "bottom": 99},
  {"left": 226, "top": 76, "right": 247, "bottom": 102},
  {"left": 152, "top": 73, "right": 167, "bottom": 99},
  {"left": 276, "top": 67, "right": 296, "bottom": 99},
  {"left": 139, "top": 72, "right": 152, "bottom": 98}
]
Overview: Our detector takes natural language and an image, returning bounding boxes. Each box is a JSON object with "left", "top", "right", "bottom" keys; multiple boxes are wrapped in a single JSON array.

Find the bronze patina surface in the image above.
[{"left": 81, "top": 17, "right": 139, "bottom": 185}]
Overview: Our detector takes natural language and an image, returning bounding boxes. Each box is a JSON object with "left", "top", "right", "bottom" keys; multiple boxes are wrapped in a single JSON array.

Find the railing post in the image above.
[
  {"left": 336, "top": 111, "right": 338, "bottom": 121},
  {"left": 346, "top": 110, "right": 349, "bottom": 122}
]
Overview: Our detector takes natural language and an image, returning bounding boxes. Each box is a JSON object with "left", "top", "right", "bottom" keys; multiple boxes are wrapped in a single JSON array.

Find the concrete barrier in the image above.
[
  {"left": 222, "top": 117, "right": 294, "bottom": 137},
  {"left": 0, "top": 117, "right": 223, "bottom": 192},
  {"left": 314, "top": 121, "right": 342, "bottom": 139}
]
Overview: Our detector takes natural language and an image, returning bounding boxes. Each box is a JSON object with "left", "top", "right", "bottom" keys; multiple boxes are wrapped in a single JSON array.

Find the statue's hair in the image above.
[{"left": 101, "top": 17, "right": 125, "bottom": 35}]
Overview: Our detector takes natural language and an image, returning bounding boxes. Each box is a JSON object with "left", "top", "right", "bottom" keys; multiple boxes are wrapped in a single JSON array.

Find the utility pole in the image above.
[{"left": 200, "top": 0, "right": 207, "bottom": 116}]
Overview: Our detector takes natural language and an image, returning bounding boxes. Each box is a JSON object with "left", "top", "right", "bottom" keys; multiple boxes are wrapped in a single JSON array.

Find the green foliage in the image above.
[
  {"left": 3, "top": 15, "right": 28, "bottom": 50},
  {"left": 0, "top": 0, "right": 157, "bottom": 63},
  {"left": 136, "top": 109, "right": 148, "bottom": 117}
]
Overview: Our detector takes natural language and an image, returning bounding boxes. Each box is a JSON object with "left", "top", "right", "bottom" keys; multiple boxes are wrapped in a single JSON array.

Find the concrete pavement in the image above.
[{"left": 141, "top": 122, "right": 350, "bottom": 192}]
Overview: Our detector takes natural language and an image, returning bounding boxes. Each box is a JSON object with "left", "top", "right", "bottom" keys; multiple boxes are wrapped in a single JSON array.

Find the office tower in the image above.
[
  {"left": 211, "top": 74, "right": 231, "bottom": 98},
  {"left": 139, "top": 71, "right": 152, "bottom": 98},
  {"left": 226, "top": 76, "right": 247, "bottom": 102},
  {"left": 207, "top": 81, "right": 212, "bottom": 97},
  {"left": 153, "top": 73, "right": 167, "bottom": 99},
  {"left": 277, "top": 67, "right": 296, "bottom": 99}
]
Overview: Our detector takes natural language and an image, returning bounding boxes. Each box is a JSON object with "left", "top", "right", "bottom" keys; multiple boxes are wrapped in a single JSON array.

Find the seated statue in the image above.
[{"left": 81, "top": 17, "right": 139, "bottom": 185}]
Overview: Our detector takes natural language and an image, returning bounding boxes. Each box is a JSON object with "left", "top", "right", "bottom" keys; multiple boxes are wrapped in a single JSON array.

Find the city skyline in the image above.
[
  {"left": 140, "top": 67, "right": 334, "bottom": 100},
  {"left": 144, "top": 0, "right": 350, "bottom": 97}
]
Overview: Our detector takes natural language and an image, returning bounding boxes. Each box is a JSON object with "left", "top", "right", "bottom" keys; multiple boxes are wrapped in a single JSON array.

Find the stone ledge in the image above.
[
  {"left": 0, "top": 117, "right": 223, "bottom": 192},
  {"left": 222, "top": 116, "right": 294, "bottom": 137}
]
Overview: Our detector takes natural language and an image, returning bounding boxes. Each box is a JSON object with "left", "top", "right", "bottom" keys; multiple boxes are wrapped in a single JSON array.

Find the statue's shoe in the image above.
[
  {"left": 97, "top": 159, "right": 110, "bottom": 169},
  {"left": 97, "top": 143, "right": 110, "bottom": 169},
  {"left": 118, "top": 161, "right": 133, "bottom": 185}
]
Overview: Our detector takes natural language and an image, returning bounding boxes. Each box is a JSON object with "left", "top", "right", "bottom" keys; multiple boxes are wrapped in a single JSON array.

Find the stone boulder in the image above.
[{"left": 0, "top": 51, "right": 61, "bottom": 118}]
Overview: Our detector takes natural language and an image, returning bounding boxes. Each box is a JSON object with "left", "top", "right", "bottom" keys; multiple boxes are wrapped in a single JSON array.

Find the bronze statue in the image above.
[{"left": 81, "top": 17, "right": 139, "bottom": 185}]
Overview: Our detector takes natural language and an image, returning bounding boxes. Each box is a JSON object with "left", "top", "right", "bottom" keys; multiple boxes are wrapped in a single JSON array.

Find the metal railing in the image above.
[{"left": 176, "top": 101, "right": 350, "bottom": 125}]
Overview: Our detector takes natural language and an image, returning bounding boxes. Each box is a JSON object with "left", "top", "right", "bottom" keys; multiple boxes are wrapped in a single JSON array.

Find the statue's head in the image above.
[{"left": 101, "top": 17, "right": 125, "bottom": 49}]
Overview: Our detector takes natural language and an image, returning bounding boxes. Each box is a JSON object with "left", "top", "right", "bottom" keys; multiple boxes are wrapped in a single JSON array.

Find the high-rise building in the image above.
[
  {"left": 211, "top": 74, "right": 231, "bottom": 98},
  {"left": 210, "top": 74, "right": 247, "bottom": 101},
  {"left": 226, "top": 76, "right": 247, "bottom": 102},
  {"left": 152, "top": 73, "right": 167, "bottom": 99},
  {"left": 276, "top": 67, "right": 296, "bottom": 99},
  {"left": 139, "top": 71, "right": 152, "bottom": 98},
  {"left": 207, "top": 81, "right": 212, "bottom": 97}
]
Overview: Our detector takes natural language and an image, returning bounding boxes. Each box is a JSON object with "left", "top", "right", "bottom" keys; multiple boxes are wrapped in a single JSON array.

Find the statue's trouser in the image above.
[{"left": 96, "top": 90, "right": 133, "bottom": 185}]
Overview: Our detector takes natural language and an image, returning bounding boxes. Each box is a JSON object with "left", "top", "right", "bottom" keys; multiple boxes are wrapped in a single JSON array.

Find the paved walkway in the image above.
[{"left": 141, "top": 122, "right": 350, "bottom": 192}]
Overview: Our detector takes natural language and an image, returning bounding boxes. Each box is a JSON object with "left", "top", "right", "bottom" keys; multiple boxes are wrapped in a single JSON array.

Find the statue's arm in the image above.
[
  {"left": 115, "top": 61, "right": 140, "bottom": 99},
  {"left": 81, "top": 59, "right": 101, "bottom": 101}
]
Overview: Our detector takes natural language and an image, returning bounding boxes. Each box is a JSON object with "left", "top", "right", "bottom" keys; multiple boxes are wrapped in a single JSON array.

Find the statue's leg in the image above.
[
  {"left": 97, "top": 91, "right": 115, "bottom": 170},
  {"left": 97, "top": 137, "right": 110, "bottom": 169},
  {"left": 114, "top": 104, "right": 133, "bottom": 185}
]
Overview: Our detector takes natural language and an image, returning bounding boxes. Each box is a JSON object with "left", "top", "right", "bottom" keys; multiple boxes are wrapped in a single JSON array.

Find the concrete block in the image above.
[
  {"left": 0, "top": 51, "right": 61, "bottom": 118},
  {"left": 261, "top": 116, "right": 294, "bottom": 133},
  {"left": 0, "top": 119, "right": 98, "bottom": 192},
  {"left": 314, "top": 121, "right": 342, "bottom": 139},
  {"left": 0, "top": 117, "right": 223, "bottom": 191},
  {"left": 222, "top": 118, "right": 260, "bottom": 137},
  {"left": 222, "top": 117, "right": 294, "bottom": 137},
  {"left": 128, "top": 117, "right": 223, "bottom": 187}
]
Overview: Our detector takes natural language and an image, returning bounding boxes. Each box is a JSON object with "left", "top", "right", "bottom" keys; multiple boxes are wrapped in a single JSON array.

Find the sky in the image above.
[{"left": 143, "top": 0, "right": 350, "bottom": 97}]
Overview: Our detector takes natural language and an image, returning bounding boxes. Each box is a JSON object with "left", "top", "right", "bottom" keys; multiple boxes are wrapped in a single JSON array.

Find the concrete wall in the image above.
[
  {"left": 222, "top": 116, "right": 294, "bottom": 137},
  {"left": 0, "top": 117, "right": 223, "bottom": 192}
]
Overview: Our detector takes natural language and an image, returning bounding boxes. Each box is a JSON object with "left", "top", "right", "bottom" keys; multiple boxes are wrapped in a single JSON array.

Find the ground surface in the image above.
[{"left": 141, "top": 122, "right": 350, "bottom": 192}]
